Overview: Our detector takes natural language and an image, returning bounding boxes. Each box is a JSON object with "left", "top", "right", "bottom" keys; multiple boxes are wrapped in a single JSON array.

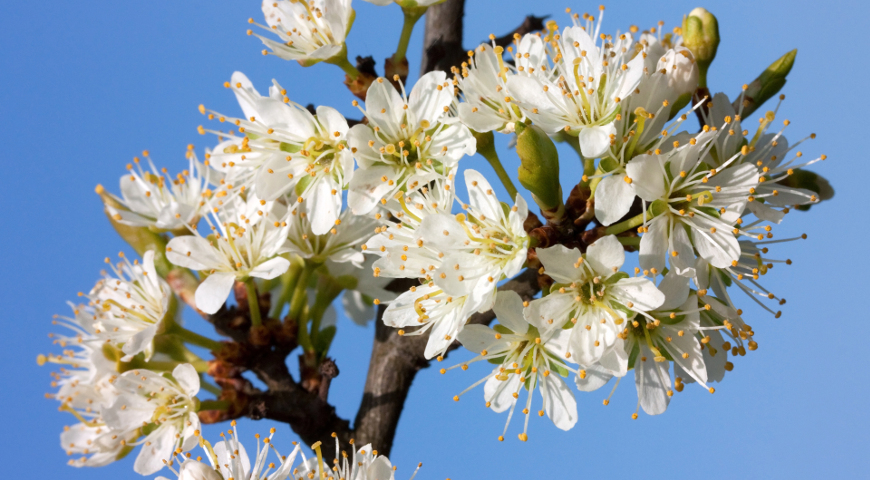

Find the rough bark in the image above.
[{"left": 420, "top": 0, "right": 466, "bottom": 76}]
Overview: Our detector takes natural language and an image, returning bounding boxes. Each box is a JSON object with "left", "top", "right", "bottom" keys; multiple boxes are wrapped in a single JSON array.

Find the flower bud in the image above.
[
  {"left": 735, "top": 49, "right": 797, "bottom": 117},
  {"left": 516, "top": 124, "right": 565, "bottom": 224},
  {"left": 682, "top": 8, "right": 719, "bottom": 84}
]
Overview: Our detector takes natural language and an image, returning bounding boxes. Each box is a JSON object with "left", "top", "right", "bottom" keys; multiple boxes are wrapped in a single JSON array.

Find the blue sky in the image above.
[{"left": 1, "top": 0, "right": 867, "bottom": 478}]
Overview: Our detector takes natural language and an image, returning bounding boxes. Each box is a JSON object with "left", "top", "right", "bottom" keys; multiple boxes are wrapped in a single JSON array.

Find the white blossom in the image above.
[
  {"left": 285, "top": 205, "right": 378, "bottom": 266},
  {"left": 591, "top": 34, "right": 699, "bottom": 226},
  {"left": 507, "top": 16, "right": 645, "bottom": 158},
  {"left": 629, "top": 129, "right": 757, "bottom": 275},
  {"left": 201, "top": 72, "right": 354, "bottom": 234},
  {"left": 377, "top": 170, "right": 529, "bottom": 359},
  {"left": 452, "top": 291, "right": 577, "bottom": 440},
  {"left": 103, "top": 151, "right": 211, "bottom": 231},
  {"left": 102, "top": 364, "right": 201, "bottom": 475},
  {"left": 575, "top": 270, "right": 710, "bottom": 416},
  {"left": 347, "top": 72, "right": 476, "bottom": 214},
  {"left": 455, "top": 35, "right": 547, "bottom": 134},
  {"left": 166, "top": 196, "right": 292, "bottom": 314},
  {"left": 158, "top": 422, "right": 302, "bottom": 480},
  {"left": 87, "top": 250, "right": 172, "bottom": 361},
  {"left": 528, "top": 235, "right": 664, "bottom": 369},
  {"left": 362, "top": 0, "right": 444, "bottom": 7},
  {"left": 250, "top": 0, "right": 353, "bottom": 65}
]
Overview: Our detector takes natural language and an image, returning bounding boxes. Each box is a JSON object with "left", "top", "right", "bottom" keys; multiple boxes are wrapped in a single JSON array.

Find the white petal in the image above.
[
  {"left": 364, "top": 79, "right": 404, "bottom": 133},
  {"left": 670, "top": 221, "right": 696, "bottom": 277},
  {"left": 457, "top": 324, "right": 503, "bottom": 354},
  {"left": 525, "top": 293, "right": 575, "bottom": 331},
  {"left": 635, "top": 346, "right": 671, "bottom": 415},
  {"left": 585, "top": 234, "right": 625, "bottom": 275},
  {"left": 612, "top": 277, "right": 665, "bottom": 312},
  {"left": 626, "top": 154, "right": 667, "bottom": 201},
  {"left": 594, "top": 174, "right": 635, "bottom": 226},
  {"left": 541, "top": 373, "right": 578, "bottom": 431},
  {"left": 657, "top": 269, "right": 691, "bottom": 311},
  {"left": 598, "top": 339, "right": 628, "bottom": 377},
  {"left": 492, "top": 290, "right": 528, "bottom": 335},
  {"left": 214, "top": 439, "right": 250, "bottom": 479},
  {"left": 315, "top": 105, "right": 349, "bottom": 139},
  {"left": 484, "top": 372, "right": 521, "bottom": 413},
  {"left": 458, "top": 102, "right": 504, "bottom": 132},
  {"left": 172, "top": 363, "right": 200, "bottom": 396},
  {"left": 166, "top": 236, "right": 222, "bottom": 271},
  {"left": 536, "top": 244, "right": 584, "bottom": 283},
  {"left": 409, "top": 71, "right": 452, "bottom": 127},
  {"left": 195, "top": 272, "right": 236, "bottom": 314},
  {"left": 134, "top": 426, "right": 176, "bottom": 475},
  {"left": 575, "top": 363, "right": 613, "bottom": 392},
  {"left": 347, "top": 165, "right": 399, "bottom": 214},
  {"left": 464, "top": 169, "right": 502, "bottom": 222},
  {"left": 639, "top": 215, "right": 668, "bottom": 272},
  {"left": 578, "top": 123, "right": 616, "bottom": 159},
  {"left": 122, "top": 324, "right": 159, "bottom": 359},
  {"left": 249, "top": 256, "right": 291, "bottom": 280}
]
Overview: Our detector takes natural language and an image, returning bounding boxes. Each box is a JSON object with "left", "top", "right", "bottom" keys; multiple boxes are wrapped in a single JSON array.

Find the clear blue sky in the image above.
[{"left": 1, "top": 1, "right": 866, "bottom": 478}]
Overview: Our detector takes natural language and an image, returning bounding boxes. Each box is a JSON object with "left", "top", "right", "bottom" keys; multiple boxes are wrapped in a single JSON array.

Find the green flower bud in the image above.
[
  {"left": 735, "top": 49, "right": 797, "bottom": 118},
  {"left": 682, "top": 7, "right": 719, "bottom": 85},
  {"left": 516, "top": 124, "right": 565, "bottom": 224}
]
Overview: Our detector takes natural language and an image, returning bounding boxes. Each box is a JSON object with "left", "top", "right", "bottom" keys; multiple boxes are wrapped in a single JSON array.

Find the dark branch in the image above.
[{"left": 420, "top": 0, "right": 465, "bottom": 75}]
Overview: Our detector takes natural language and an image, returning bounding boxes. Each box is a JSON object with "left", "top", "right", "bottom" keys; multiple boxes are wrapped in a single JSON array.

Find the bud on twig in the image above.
[
  {"left": 516, "top": 124, "right": 565, "bottom": 225},
  {"left": 734, "top": 49, "right": 797, "bottom": 118},
  {"left": 682, "top": 8, "right": 719, "bottom": 86}
]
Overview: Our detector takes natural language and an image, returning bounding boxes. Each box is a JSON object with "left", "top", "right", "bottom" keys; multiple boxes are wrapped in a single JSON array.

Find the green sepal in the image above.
[
  {"left": 280, "top": 142, "right": 302, "bottom": 154},
  {"left": 314, "top": 326, "right": 337, "bottom": 359}
]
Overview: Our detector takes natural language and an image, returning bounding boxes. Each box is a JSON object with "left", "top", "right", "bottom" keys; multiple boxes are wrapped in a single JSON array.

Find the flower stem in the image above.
[
  {"left": 245, "top": 278, "right": 262, "bottom": 327},
  {"left": 392, "top": 7, "right": 425, "bottom": 66},
  {"left": 617, "top": 236, "right": 641, "bottom": 247},
  {"left": 198, "top": 399, "right": 230, "bottom": 411},
  {"left": 326, "top": 48, "right": 360, "bottom": 81},
  {"left": 199, "top": 377, "right": 222, "bottom": 396},
  {"left": 270, "top": 256, "right": 304, "bottom": 318},
  {"left": 173, "top": 325, "right": 224, "bottom": 352},
  {"left": 288, "top": 261, "right": 318, "bottom": 321},
  {"left": 475, "top": 131, "right": 518, "bottom": 199},
  {"left": 289, "top": 261, "right": 319, "bottom": 352},
  {"left": 604, "top": 211, "right": 648, "bottom": 236},
  {"left": 309, "top": 275, "right": 344, "bottom": 347}
]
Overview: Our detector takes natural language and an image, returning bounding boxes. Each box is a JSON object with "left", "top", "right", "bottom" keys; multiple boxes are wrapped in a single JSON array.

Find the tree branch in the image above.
[{"left": 420, "top": 0, "right": 465, "bottom": 75}]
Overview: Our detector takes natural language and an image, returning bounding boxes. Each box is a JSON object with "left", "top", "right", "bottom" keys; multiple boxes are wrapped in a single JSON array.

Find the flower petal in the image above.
[
  {"left": 492, "top": 290, "right": 528, "bottom": 335},
  {"left": 594, "top": 174, "right": 635, "bottom": 226},
  {"left": 195, "top": 272, "right": 236, "bottom": 314},
  {"left": 166, "top": 236, "right": 222, "bottom": 271},
  {"left": 578, "top": 123, "right": 616, "bottom": 159},
  {"left": 586, "top": 234, "right": 625, "bottom": 275}
]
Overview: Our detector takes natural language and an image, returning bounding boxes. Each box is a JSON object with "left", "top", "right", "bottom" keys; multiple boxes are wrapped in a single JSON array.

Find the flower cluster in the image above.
[
  {"left": 43, "top": 1, "right": 831, "bottom": 477},
  {"left": 429, "top": 10, "right": 830, "bottom": 438},
  {"left": 158, "top": 425, "right": 422, "bottom": 480},
  {"left": 42, "top": 300, "right": 202, "bottom": 475}
]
